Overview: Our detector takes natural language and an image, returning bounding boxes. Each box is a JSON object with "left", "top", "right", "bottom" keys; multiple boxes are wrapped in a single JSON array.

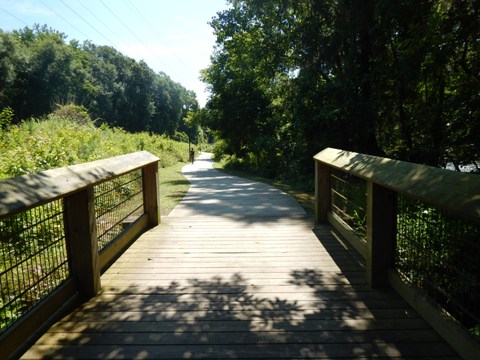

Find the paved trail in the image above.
[{"left": 169, "top": 152, "right": 307, "bottom": 220}]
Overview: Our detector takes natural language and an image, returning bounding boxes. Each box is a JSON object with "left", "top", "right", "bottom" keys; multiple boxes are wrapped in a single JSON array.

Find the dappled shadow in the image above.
[
  {"left": 15, "top": 150, "right": 462, "bottom": 358},
  {"left": 168, "top": 154, "right": 308, "bottom": 225},
  {"left": 24, "top": 227, "right": 459, "bottom": 359},
  {"left": 26, "top": 274, "right": 306, "bottom": 358}
]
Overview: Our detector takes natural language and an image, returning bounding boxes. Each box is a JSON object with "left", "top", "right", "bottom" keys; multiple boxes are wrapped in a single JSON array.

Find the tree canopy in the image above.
[
  {"left": 0, "top": 25, "right": 198, "bottom": 136},
  {"left": 202, "top": 0, "right": 480, "bottom": 176}
]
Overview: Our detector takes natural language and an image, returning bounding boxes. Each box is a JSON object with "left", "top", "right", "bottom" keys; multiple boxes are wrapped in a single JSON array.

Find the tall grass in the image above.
[{"left": 0, "top": 111, "right": 193, "bottom": 179}]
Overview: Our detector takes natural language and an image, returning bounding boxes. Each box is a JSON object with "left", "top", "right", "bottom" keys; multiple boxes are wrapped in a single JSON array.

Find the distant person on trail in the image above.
[{"left": 189, "top": 148, "right": 195, "bottom": 164}]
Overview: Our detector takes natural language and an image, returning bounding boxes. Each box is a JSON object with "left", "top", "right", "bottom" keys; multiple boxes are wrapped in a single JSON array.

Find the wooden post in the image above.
[
  {"left": 366, "top": 181, "right": 396, "bottom": 288},
  {"left": 64, "top": 187, "right": 101, "bottom": 299},
  {"left": 315, "top": 161, "right": 331, "bottom": 224},
  {"left": 142, "top": 161, "right": 160, "bottom": 226}
]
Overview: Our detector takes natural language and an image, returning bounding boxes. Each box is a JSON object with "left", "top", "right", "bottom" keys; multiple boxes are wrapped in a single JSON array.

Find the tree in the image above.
[
  {"left": 203, "top": 1, "right": 288, "bottom": 174},
  {"left": 11, "top": 26, "right": 78, "bottom": 119},
  {"left": 0, "top": 26, "right": 198, "bottom": 138},
  {"left": 0, "top": 30, "right": 18, "bottom": 108},
  {"left": 202, "top": 0, "right": 480, "bottom": 176}
]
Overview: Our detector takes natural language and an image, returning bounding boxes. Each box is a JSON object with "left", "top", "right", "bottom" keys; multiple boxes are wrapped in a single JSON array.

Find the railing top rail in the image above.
[
  {"left": 0, "top": 151, "right": 159, "bottom": 218},
  {"left": 314, "top": 147, "right": 480, "bottom": 221}
]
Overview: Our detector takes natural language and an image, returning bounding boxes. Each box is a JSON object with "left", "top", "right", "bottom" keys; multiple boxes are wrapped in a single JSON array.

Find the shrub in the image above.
[
  {"left": 0, "top": 111, "right": 192, "bottom": 179},
  {"left": 0, "top": 107, "right": 14, "bottom": 132},
  {"left": 50, "top": 104, "right": 93, "bottom": 125}
]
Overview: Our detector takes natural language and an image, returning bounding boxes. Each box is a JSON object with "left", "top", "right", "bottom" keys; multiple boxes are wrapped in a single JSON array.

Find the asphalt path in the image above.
[{"left": 168, "top": 152, "right": 307, "bottom": 222}]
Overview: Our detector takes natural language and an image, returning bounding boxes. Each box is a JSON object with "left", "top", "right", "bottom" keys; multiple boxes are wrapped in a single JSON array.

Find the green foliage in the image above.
[
  {"left": 0, "top": 25, "right": 199, "bottom": 137},
  {"left": 0, "top": 107, "right": 14, "bottom": 131},
  {"left": 0, "top": 111, "right": 193, "bottom": 179},
  {"left": 202, "top": 0, "right": 480, "bottom": 179},
  {"left": 158, "top": 162, "right": 191, "bottom": 216},
  {"left": 395, "top": 196, "right": 480, "bottom": 335},
  {"left": 171, "top": 131, "right": 189, "bottom": 143},
  {"left": 0, "top": 199, "right": 68, "bottom": 333},
  {"left": 470, "top": 325, "right": 480, "bottom": 340},
  {"left": 330, "top": 172, "right": 368, "bottom": 239},
  {"left": 50, "top": 103, "right": 92, "bottom": 125}
]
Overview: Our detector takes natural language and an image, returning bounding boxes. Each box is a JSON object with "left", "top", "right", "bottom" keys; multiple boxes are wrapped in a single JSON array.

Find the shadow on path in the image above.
[{"left": 168, "top": 153, "right": 307, "bottom": 223}]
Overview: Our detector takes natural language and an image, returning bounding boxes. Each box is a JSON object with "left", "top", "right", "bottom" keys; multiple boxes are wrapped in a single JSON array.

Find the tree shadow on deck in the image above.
[{"left": 30, "top": 231, "right": 458, "bottom": 359}]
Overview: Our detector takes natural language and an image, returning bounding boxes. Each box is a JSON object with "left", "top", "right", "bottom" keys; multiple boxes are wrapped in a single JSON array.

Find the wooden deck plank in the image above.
[
  {"left": 41, "top": 318, "right": 439, "bottom": 334},
  {"left": 22, "top": 154, "right": 460, "bottom": 359},
  {"left": 33, "top": 329, "right": 446, "bottom": 346},
  {"left": 22, "top": 343, "right": 459, "bottom": 359}
]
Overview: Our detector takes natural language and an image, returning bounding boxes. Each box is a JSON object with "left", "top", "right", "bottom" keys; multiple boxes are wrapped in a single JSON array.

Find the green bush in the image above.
[
  {"left": 50, "top": 104, "right": 92, "bottom": 125},
  {"left": 0, "top": 110, "right": 193, "bottom": 179},
  {"left": 0, "top": 107, "right": 14, "bottom": 132}
]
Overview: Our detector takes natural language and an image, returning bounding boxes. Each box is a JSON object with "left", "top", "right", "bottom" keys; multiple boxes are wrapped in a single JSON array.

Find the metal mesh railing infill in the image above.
[
  {"left": 94, "top": 169, "right": 144, "bottom": 251},
  {"left": 0, "top": 200, "right": 70, "bottom": 334},
  {"left": 330, "top": 169, "right": 367, "bottom": 241},
  {"left": 395, "top": 193, "right": 480, "bottom": 336}
]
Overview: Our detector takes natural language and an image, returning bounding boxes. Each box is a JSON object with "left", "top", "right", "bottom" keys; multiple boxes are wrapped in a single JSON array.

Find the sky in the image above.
[{"left": 0, "top": 0, "right": 231, "bottom": 106}]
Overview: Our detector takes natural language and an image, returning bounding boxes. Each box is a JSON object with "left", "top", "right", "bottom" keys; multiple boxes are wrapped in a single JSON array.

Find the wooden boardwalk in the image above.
[{"left": 22, "top": 154, "right": 460, "bottom": 359}]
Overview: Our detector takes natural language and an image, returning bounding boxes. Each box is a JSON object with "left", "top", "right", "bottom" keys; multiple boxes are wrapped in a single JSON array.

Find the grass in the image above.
[{"left": 159, "top": 162, "right": 190, "bottom": 216}]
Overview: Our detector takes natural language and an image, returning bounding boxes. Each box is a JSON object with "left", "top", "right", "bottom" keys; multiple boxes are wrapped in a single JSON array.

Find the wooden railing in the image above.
[
  {"left": 0, "top": 151, "right": 160, "bottom": 358},
  {"left": 314, "top": 147, "right": 480, "bottom": 360}
]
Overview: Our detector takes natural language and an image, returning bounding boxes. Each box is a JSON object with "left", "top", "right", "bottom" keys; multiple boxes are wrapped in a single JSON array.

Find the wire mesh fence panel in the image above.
[
  {"left": 95, "top": 169, "right": 144, "bottom": 251},
  {"left": 330, "top": 169, "right": 367, "bottom": 241},
  {"left": 395, "top": 193, "right": 480, "bottom": 336},
  {"left": 0, "top": 200, "right": 70, "bottom": 334}
]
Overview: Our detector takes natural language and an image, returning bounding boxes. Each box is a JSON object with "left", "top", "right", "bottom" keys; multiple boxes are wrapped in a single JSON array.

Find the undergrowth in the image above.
[{"left": 0, "top": 107, "right": 193, "bottom": 179}]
